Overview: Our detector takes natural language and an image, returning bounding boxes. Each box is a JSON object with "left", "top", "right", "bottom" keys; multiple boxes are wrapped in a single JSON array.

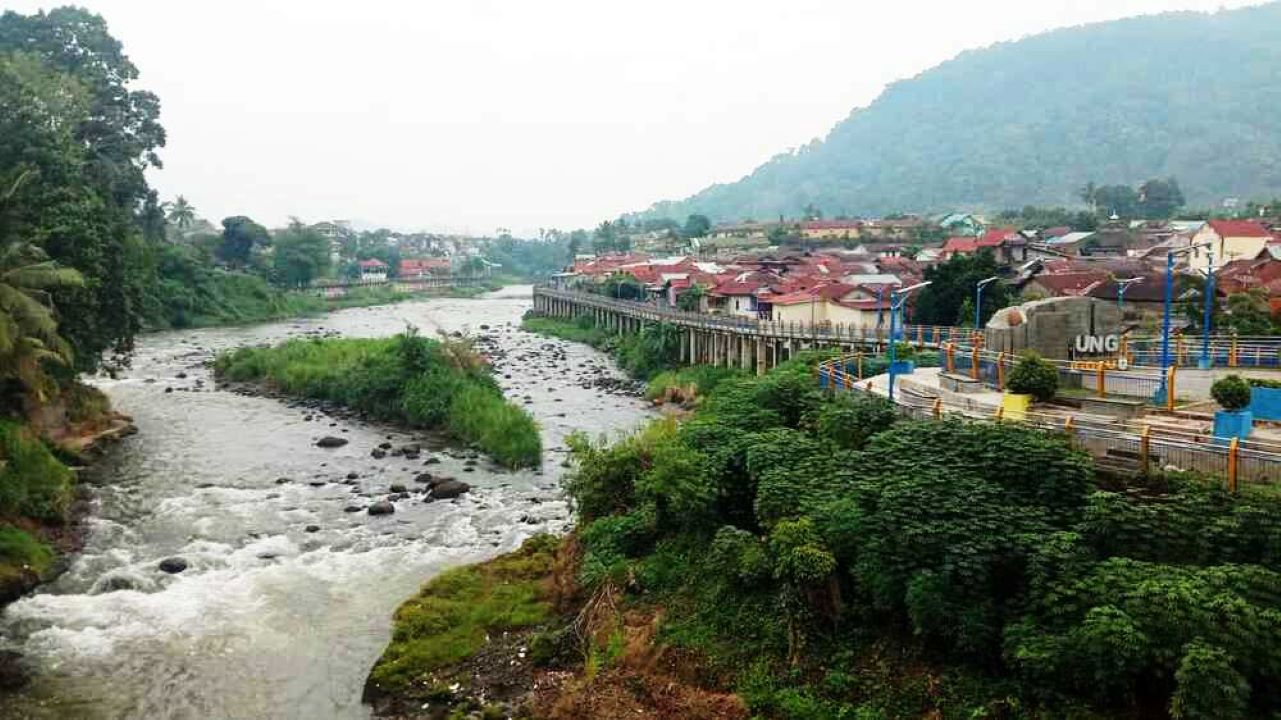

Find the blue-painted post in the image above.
[
  {"left": 974, "top": 283, "right": 982, "bottom": 331},
  {"left": 888, "top": 294, "right": 899, "bottom": 401},
  {"left": 1200, "top": 249, "right": 1215, "bottom": 369},
  {"left": 1158, "top": 250, "right": 1175, "bottom": 403}
]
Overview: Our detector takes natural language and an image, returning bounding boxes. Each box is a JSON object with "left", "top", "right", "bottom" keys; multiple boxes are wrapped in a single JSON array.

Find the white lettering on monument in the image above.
[{"left": 1074, "top": 334, "right": 1119, "bottom": 354}]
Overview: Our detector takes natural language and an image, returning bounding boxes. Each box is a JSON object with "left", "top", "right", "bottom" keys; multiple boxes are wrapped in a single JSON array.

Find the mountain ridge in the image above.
[{"left": 637, "top": 3, "right": 1281, "bottom": 222}]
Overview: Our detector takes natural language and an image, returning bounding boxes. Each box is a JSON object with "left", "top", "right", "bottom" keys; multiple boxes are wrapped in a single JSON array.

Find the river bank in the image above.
[{"left": 0, "top": 287, "right": 653, "bottom": 719}]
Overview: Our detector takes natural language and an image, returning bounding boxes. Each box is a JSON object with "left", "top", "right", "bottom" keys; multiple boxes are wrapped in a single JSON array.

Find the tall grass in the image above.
[
  {"left": 521, "top": 315, "right": 681, "bottom": 379},
  {"left": 0, "top": 420, "right": 75, "bottom": 521},
  {"left": 215, "top": 330, "right": 540, "bottom": 467}
]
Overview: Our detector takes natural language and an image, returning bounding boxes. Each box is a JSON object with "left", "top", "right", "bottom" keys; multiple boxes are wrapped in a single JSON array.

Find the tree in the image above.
[
  {"left": 0, "top": 8, "right": 166, "bottom": 371},
  {"left": 0, "top": 241, "right": 83, "bottom": 410},
  {"left": 1137, "top": 177, "right": 1185, "bottom": 219},
  {"left": 682, "top": 214, "right": 712, "bottom": 239},
  {"left": 166, "top": 195, "right": 196, "bottom": 231},
  {"left": 270, "top": 221, "right": 330, "bottom": 288},
  {"left": 591, "top": 221, "right": 617, "bottom": 255},
  {"left": 567, "top": 229, "right": 587, "bottom": 261},
  {"left": 1006, "top": 351, "right": 1059, "bottom": 401},
  {"left": 1092, "top": 185, "right": 1140, "bottom": 218},
  {"left": 676, "top": 284, "right": 706, "bottom": 312},
  {"left": 801, "top": 203, "right": 823, "bottom": 221},
  {"left": 913, "top": 251, "right": 1011, "bottom": 326},
  {"left": 217, "top": 216, "right": 270, "bottom": 268}
]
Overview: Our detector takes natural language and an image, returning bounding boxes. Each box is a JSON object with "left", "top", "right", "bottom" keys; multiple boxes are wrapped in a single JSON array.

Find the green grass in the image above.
[
  {"left": 0, "top": 524, "right": 55, "bottom": 588},
  {"left": 214, "top": 331, "right": 541, "bottom": 467},
  {"left": 521, "top": 315, "right": 613, "bottom": 346},
  {"left": 368, "top": 534, "right": 558, "bottom": 692},
  {"left": 0, "top": 420, "right": 75, "bottom": 522},
  {"left": 644, "top": 366, "right": 745, "bottom": 401}
]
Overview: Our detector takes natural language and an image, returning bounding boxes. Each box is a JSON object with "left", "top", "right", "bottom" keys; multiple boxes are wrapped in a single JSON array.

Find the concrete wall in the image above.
[{"left": 985, "top": 296, "right": 1124, "bottom": 360}]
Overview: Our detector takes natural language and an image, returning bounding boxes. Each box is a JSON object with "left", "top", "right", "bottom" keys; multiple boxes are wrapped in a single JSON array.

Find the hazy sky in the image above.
[{"left": 7, "top": 1, "right": 1270, "bottom": 235}]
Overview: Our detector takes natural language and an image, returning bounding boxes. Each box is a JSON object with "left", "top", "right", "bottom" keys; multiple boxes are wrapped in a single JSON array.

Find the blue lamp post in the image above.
[
  {"left": 1199, "top": 248, "right": 1215, "bottom": 370},
  {"left": 888, "top": 281, "right": 932, "bottom": 402},
  {"left": 1158, "top": 242, "right": 1211, "bottom": 404},
  {"left": 974, "top": 276, "right": 999, "bottom": 330}
]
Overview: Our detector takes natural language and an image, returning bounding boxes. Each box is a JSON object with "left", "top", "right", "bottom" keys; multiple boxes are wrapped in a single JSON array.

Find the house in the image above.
[
  {"left": 1192, "top": 220, "right": 1276, "bottom": 263},
  {"left": 1021, "top": 271, "right": 1111, "bottom": 300},
  {"left": 358, "top": 258, "right": 389, "bottom": 282},
  {"left": 938, "top": 213, "right": 983, "bottom": 237},
  {"left": 709, "top": 276, "right": 766, "bottom": 318},
  {"left": 399, "top": 257, "right": 451, "bottom": 279},
  {"left": 976, "top": 228, "right": 1028, "bottom": 264},
  {"left": 941, "top": 237, "right": 978, "bottom": 258},
  {"left": 800, "top": 220, "right": 863, "bottom": 241},
  {"left": 760, "top": 282, "right": 888, "bottom": 328}
]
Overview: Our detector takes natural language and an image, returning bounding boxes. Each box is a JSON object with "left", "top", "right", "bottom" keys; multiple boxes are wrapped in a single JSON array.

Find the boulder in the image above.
[
  {"left": 315, "top": 436, "right": 348, "bottom": 448},
  {"left": 158, "top": 557, "right": 188, "bottom": 574},
  {"left": 389, "top": 483, "right": 407, "bottom": 493},
  {"left": 367, "top": 500, "right": 395, "bottom": 516},
  {"left": 0, "top": 650, "right": 28, "bottom": 690},
  {"left": 429, "top": 480, "right": 471, "bottom": 500}
]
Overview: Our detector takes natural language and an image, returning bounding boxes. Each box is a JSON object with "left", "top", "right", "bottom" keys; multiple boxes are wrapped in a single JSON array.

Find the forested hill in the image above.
[{"left": 639, "top": 3, "right": 1281, "bottom": 222}]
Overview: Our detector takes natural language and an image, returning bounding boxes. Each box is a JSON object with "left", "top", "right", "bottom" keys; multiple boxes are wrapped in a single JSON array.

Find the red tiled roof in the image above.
[
  {"left": 712, "top": 280, "right": 764, "bottom": 296},
  {"left": 1028, "top": 271, "right": 1110, "bottom": 296},
  {"left": 942, "top": 237, "right": 978, "bottom": 253},
  {"left": 977, "top": 228, "right": 1020, "bottom": 247},
  {"left": 1208, "top": 220, "right": 1273, "bottom": 238}
]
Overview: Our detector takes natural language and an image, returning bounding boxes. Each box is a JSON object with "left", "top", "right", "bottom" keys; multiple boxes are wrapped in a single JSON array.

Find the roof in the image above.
[
  {"left": 358, "top": 259, "right": 388, "bottom": 268},
  {"left": 1046, "top": 231, "right": 1095, "bottom": 246},
  {"left": 1026, "top": 271, "right": 1111, "bottom": 296},
  {"left": 942, "top": 237, "right": 978, "bottom": 253},
  {"left": 1208, "top": 220, "right": 1273, "bottom": 239},
  {"left": 977, "top": 228, "right": 1022, "bottom": 247}
]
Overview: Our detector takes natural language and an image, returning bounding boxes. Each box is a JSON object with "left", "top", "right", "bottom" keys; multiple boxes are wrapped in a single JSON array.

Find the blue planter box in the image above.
[
  {"left": 1249, "top": 386, "right": 1281, "bottom": 422},
  {"left": 1213, "top": 410, "right": 1253, "bottom": 443},
  {"left": 889, "top": 360, "right": 915, "bottom": 375}
]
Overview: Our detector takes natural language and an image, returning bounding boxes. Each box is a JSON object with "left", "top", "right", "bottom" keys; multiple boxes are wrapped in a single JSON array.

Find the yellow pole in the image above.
[
  {"left": 1230, "top": 334, "right": 1239, "bottom": 367},
  {"left": 1166, "top": 366, "right": 1176, "bottom": 411},
  {"left": 970, "top": 346, "right": 980, "bottom": 380},
  {"left": 1228, "top": 437, "right": 1240, "bottom": 493},
  {"left": 916, "top": 325, "right": 924, "bottom": 350},
  {"left": 1096, "top": 362, "right": 1106, "bottom": 398},
  {"left": 946, "top": 343, "right": 955, "bottom": 373},
  {"left": 997, "top": 352, "right": 1006, "bottom": 390},
  {"left": 994, "top": 405, "right": 1004, "bottom": 421},
  {"left": 1140, "top": 425, "right": 1151, "bottom": 477},
  {"left": 856, "top": 352, "right": 864, "bottom": 381},
  {"left": 932, "top": 397, "right": 942, "bottom": 420}
]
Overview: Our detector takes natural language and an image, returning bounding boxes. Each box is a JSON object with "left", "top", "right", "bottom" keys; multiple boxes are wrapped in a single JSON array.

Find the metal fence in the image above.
[{"left": 817, "top": 355, "right": 1281, "bottom": 490}]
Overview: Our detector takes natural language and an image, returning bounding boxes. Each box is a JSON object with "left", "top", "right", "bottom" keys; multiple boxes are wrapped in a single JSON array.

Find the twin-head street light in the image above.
[
  {"left": 1158, "top": 241, "right": 1213, "bottom": 403},
  {"left": 974, "top": 276, "right": 1000, "bottom": 330},
  {"left": 888, "top": 280, "right": 932, "bottom": 402}
]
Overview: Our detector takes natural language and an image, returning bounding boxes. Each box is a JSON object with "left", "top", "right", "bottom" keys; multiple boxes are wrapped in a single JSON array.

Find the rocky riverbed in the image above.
[{"left": 0, "top": 286, "right": 652, "bottom": 720}]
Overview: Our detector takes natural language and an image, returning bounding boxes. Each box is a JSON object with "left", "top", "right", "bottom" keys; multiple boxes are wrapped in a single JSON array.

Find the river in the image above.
[{"left": 0, "top": 286, "right": 651, "bottom": 720}]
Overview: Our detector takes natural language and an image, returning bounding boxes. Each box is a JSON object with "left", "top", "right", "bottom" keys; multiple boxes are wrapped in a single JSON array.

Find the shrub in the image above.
[
  {"left": 814, "top": 392, "right": 897, "bottom": 450},
  {"left": 0, "top": 421, "right": 75, "bottom": 521},
  {"left": 1211, "top": 375, "right": 1252, "bottom": 411},
  {"left": 1006, "top": 351, "right": 1058, "bottom": 401}
]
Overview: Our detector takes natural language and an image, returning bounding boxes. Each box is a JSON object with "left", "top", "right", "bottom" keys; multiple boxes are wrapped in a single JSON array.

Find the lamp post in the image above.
[
  {"left": 1158, "top": 242, "right": 1211, "bottom": 404},
  {"left": 974, "top": 276, "right": 999, "bottom": 330},
  {"left": 1115, "top": 277, "right": 1144, "bottom": 310},
  {"left": 888, "top": 281, "right": 932, "bottom": 402},
  {"left": 1198, "top": 247, "right": 1215, "bottom": 369}
]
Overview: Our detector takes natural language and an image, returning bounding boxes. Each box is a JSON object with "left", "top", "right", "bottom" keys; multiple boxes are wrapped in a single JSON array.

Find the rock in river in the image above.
[
  {"left": 315, "top": 436, "right": 349, "bottom": 448},
  {"left": 367, "top": 500, "right": 395, "bottom": 516},
  {"left": 158, "top": 557, "right": 188, "bottom": 574},
  {"left": 429, "top": 480, "right": 471, "bottom": 500}
]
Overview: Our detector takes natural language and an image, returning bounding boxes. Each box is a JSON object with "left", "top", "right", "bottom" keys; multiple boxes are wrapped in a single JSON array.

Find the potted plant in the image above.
[
  {"left": 1248, "top": 378, "right": 1281, "bottom": 422},
  {"left": 1211, "top": 375, "right": 1254, "bottom": 441},
  {"left": 888, "top": 342, "right": 916, "bottom": 375},
  {"left": 1003, "top": 351, "right": 1058, "bottom": 420}
]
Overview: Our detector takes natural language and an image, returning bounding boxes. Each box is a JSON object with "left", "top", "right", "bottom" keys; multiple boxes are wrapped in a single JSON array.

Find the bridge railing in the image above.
[{"left": 817, "top": 356, "right": 1281, "bottom": 490}]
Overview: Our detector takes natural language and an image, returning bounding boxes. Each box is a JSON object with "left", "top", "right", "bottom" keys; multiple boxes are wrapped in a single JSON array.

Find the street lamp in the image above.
[
  {"left": 1157, "top": 242, "right": 1211, "bottom": 404},
  {"left": 1114, "top": 277, "right": 1144, "bottom": 310},
  {"left": 974, "top": 276, "right": 999, "bottom": 330},
  {"left": 888, "top": 281, "right": 932, "bottom": 402},
  {"left": 1192, "top": 248, "right": 1216, "bottom": 369}
]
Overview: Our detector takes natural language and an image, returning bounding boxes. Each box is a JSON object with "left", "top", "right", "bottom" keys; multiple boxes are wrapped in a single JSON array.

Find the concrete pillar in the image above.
[
  {"left": 741, "top": 336, "right": 751, "bottom": 371},
  {"left": 756, "top": 337, "right": 766, "bottom": 376}
]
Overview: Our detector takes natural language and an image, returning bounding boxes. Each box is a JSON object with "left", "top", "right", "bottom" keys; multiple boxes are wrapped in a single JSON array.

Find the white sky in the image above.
[{"left": 7, "top": 0, "right": 1270, "bottom": 235}]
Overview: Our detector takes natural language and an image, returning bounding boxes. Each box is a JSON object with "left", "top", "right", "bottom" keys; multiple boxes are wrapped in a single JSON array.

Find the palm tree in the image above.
[
  {"left": 0, "top": 241, "right": 83, "bottom": 404},
  {"left": 166, "top": 195, "right": 196, "bottom": 230}
]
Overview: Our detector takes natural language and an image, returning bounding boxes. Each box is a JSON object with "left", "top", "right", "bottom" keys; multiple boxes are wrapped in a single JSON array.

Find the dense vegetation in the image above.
[
  {"left": 214, "top": 330, "right": 540, "bottom": 468},
  {"left": 521, "top": 315, "right": 683, "bottom": 380},
  {"left": 639, "top": 4, "right": 1281, "bottom": 220},
  {"left": 545, "top": 354, "right": 1281, "bottom": 718},
  {"left": 0, "top": 420, "right": 74, "bottom": 600}
]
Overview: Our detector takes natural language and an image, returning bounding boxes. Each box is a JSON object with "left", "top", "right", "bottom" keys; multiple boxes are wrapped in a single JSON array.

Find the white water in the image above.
[{"left": 0, "top": 287, "right": 650, "bottom": 719}]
